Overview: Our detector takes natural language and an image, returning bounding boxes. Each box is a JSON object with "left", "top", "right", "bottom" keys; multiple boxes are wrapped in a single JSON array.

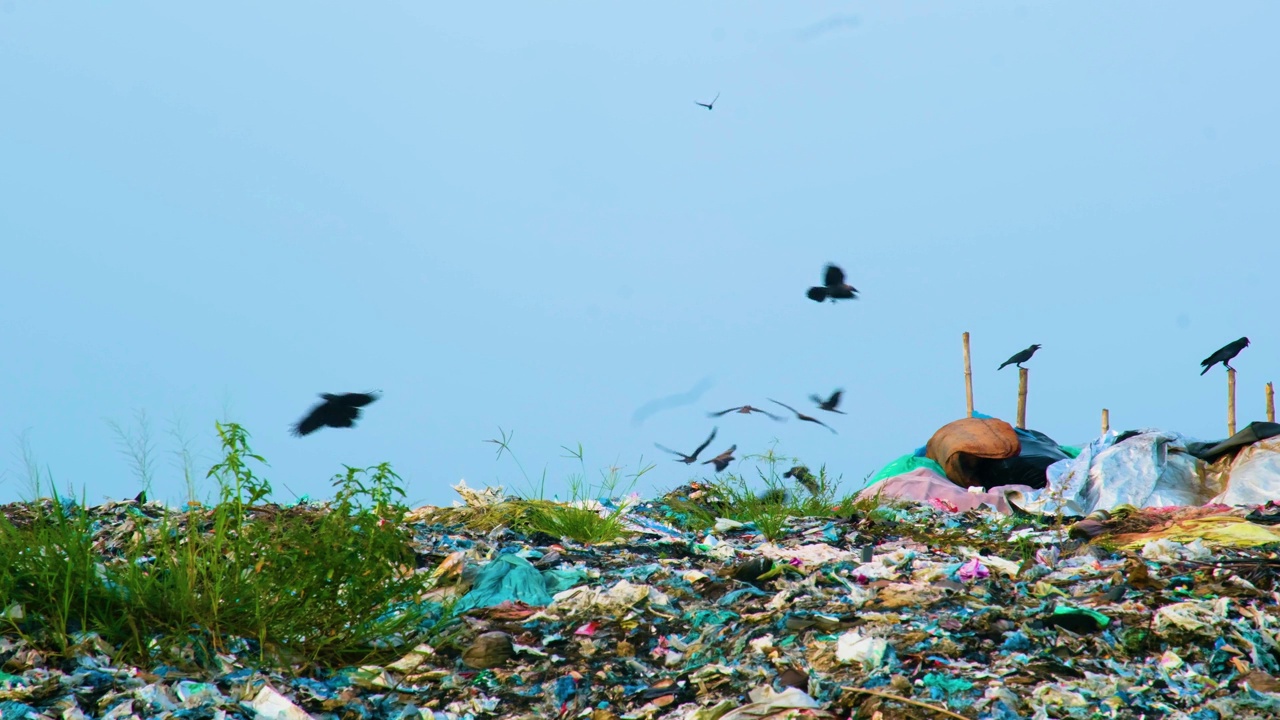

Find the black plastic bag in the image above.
[{"left": 970, "top": 428, "right": 1070, "bottom": 490}]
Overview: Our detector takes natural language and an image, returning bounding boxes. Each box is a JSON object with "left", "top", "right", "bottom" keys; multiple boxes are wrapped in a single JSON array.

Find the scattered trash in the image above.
[
  {"left": 835, "top": 631, "right": 892, "bottom": 670},
  {"left": 5, "top": 416, "right": 1280, "bottom": 718},
  {"left": 248, "top": 684, "right": 313, "bottom": 720}
]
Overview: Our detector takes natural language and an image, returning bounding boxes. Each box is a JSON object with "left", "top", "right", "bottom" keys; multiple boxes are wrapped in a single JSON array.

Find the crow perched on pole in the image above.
[
  {"left": 291, "top": 391, "right": 381, "bottom": 436},
  {"left": 998, "top": 344, "right": 1041, "bottom": 371},
  {"left": 1200, "top": 337, "right": 1250, "bottom": 375}
]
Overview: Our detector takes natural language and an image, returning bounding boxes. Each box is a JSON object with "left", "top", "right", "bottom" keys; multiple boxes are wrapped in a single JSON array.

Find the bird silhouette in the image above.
[
  {"left": 292, "top": 391, "right": 381, "bottom": 436},
  {"left": 695, "top": 92, "right": 720, "bottom": 110},
  {"left": 1200, "top": 337, "right": 1250, "bottom": 375},
  {"left": 708, "top": 405, "right": 784, "bottom": 421},
  {"left": 809, "top": 389, "right": 846, "bottom": 414},
  {"left": 806, "top": 264, "right": 859, "bottom": 303},
  {"left": 783, "top": 465, "right": 821, "bottom": 497},
  {"left": 702, "top": 444, "right": 737, "bottom": 472},
  {"left": 998, "top": 344, "right": 1041, "bottom": 371},
  {"left": 768, "top": 399, "right": 838, "bottom": 434},
  {"left": 631, "top": 376, "right": 714, "bottom": 427},
  {"left": 655, "top": 427, "right": 719, "bottom": 464}
]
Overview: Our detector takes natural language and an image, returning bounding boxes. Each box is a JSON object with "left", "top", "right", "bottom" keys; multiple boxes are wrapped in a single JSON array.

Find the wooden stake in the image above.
[
  {"left": 1016, "top": 368, "right": 1028, "bottom": 429},
  {"left": 841, "top": 687, "right": 970, "bottom": 720},
  {"left": 1267, "top": 382, "right": 1275, "bottom": 423},
  {"left": 962, "top": 332, "right": 974, "bottom": 418},
  {"left": 1227, "top": 368, "right": 1237, "bottom": 436},
  {"left": 1101, "top": 408, "right": 1110, "bottom": 435}
]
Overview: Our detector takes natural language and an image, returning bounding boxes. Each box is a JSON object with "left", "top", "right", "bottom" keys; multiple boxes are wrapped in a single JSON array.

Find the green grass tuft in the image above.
[
  {"left": 661, "top": 446, "right": 849, "bottom": 540},
  {"left": 479, "top": 428, "right": 654, "bottom": 544},
  {"left": 0, "top": 421, "right": 437, "bottom": 671}
]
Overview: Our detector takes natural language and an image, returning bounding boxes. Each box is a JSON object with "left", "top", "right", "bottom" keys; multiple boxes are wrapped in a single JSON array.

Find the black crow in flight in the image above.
[
  {"left": 768, "top": 399, "right": 838, "bottom": 434},
  {"left": 703, "top": 444, "right": 737, "bottom": 472},
  {"left": 292, "top": 391, "right": 381, "bottom": 437},
  {"left": 810, "top": 389, "right": 846, "bottom": 414},
  {"left": 695, "top": 92, "right": 720, "bottom": 110},
  {"left": 655, "top": 427, "right": 719, "bottom": 464},
  {"left": 806, "top": 263, "right": 859, "bottom": 303},
  {"left": 708, "top": 405, "right": 785, "bottom": 420},
  {"left": 783, "top": 465, "right": 821, "bottom": 497}
]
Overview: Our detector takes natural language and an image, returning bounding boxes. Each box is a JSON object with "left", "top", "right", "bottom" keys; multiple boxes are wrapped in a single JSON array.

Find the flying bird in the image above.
[
  {"left": 805, "top": 263, "right": 859, "bottom": 303},
  {"left": 631, "top": 376, "right": 714, "bottom": 427},
  {"left": 702, "top": 444, "right": 737, "bottom": 472},
  {"left": 1200, "top": 337, "right": 1250, "bottom": 375},
  {"left": 783, "top": 465, "right": 821, "bottom": 497},
  {"left": 695, "top": 92, "right": 720, "bottom": 110},
  {"left": 810, "top": 389, "right": 846, "bottom": 414},
  {"left": 998, "top": 344, "right": 1042, "bottom": 371},
  {"left": 768, "top": 399, "right": 838, "bottom": 434},
  {"left": 655, "top": 427, "right": 718, "bottom": 464},
  {"left": 291, "top": 391, "right": 381, "bottom": 437},
  {"left": 708, "top": 405, "right": 784, "bottom": 421}
]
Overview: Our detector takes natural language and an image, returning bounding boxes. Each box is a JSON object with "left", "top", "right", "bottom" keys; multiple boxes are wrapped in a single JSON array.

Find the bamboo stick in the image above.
[
  {"left": 1267, "top": 382, "right": 1275, "bottom": 423},
  {"left": 962, "top": 332, "right": 974, "bottom": 418},
  {"left": 841, "top": 687, "right": 971, "bottom": 720},
  {"left": 1227, "top": 368, "right": 1237, "bottom": 436},
  {"left": 1101, "top": 408, "right": 1110, "bottom": 435},
  {"left": 1017, "top": 368, "right": 1028, "bottom": 429}
]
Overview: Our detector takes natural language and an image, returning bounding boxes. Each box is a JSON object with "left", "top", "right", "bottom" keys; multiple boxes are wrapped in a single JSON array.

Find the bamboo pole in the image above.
[
  {"left": 1227, "top": 368, "right": 1237, "bottom": 436},
  {"left": 1267, "top": 382, "right": 1275, "bottom": 423},
  {"left": 840, "top": 687, "right": 971, "bottom": 720},
  {"left": 1101, "top": 408, "right": 1110, "bottom": 435},
  {"left": 1016, "top": 368, "right": 1028, "bottom": 429},
  {"left": 962, "top": 332, "right": 974, "bottom": 418}
]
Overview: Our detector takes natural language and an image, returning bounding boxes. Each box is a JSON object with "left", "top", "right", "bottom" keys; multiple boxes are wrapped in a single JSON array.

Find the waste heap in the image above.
[{"left": 3, "top": 417, "right": 1280, "bottom": 719}]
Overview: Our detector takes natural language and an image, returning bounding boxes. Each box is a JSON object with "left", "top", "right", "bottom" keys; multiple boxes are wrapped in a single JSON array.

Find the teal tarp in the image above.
[
  {"left": 866, "top": 454, "right": 948, "bottom": 487},
  {"left": 453, "top": 553, "right": 586, "bottom": 614}
]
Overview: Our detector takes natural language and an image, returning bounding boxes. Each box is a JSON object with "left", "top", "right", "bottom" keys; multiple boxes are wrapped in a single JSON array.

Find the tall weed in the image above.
[
  {"left": 0, "top": 421, "right": 432, "bottom": 670},
  {"left": 484, "top": 430, "right": 653, "bottom": 544}
]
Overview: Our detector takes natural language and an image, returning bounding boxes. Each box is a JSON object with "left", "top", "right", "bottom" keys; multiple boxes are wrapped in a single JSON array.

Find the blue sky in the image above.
[{"left": 2, "top": 1, "right": 1278, "bottom": 507}]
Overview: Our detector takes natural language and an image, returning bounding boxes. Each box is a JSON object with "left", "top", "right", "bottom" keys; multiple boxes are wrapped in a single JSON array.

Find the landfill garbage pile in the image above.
[
  {"left": 861, "top": 415, "right": 1280, "bottom": 519},
  {"left": 6, "top": 466, "right": 1280, "bottom": 720}
]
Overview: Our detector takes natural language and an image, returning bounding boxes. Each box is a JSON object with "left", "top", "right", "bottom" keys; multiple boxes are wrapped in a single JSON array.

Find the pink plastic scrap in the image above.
[
  {"left": 957, "top": 558, "right": 989, "bottom": 582},
  {"left": 929, "top": 497, "right": 960, "bottom": 513},
  {"left": 857, "top": 468, "right": 1035, "bottom": 516}
]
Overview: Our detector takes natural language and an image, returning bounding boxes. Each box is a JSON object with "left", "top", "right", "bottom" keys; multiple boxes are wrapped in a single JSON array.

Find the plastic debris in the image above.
[
  {"left": 248, "top": 684, "right": 314, "bottom": 720},
  {"left": 8, "top": 447, "right": 1280, "bottom": 719}
]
